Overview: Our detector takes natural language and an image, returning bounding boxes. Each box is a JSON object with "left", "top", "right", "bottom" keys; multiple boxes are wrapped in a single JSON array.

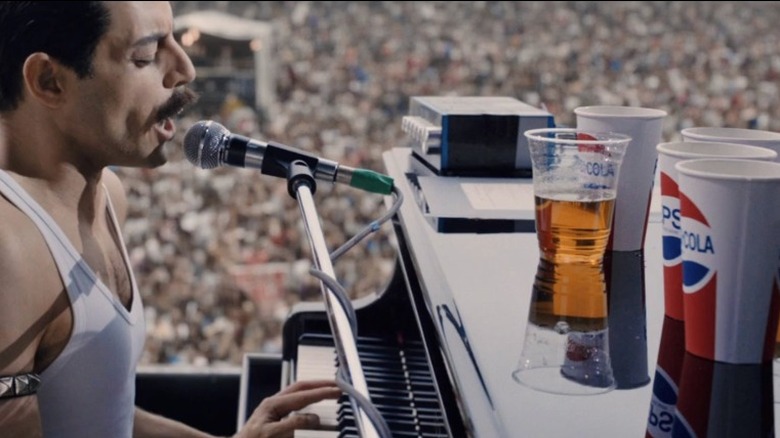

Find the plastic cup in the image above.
[{"left": 514, "top": 128, "right": 630, "bottom": 395}]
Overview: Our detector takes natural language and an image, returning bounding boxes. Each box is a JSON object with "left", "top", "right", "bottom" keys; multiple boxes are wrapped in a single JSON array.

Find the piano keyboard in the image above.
[{"left": 292, "top": 334, "right": 450, "bottom": 438}]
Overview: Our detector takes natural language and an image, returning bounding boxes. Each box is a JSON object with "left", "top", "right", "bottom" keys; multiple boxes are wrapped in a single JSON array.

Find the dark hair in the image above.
[{"left": 0, "top": 1, "right": 111, "bottom": 112}]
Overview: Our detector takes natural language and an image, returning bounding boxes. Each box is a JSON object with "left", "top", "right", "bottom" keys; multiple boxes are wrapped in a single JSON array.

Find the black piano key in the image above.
[
  {"left": 365, "top": 395, "right": 434, "bottom": 410},
  {"left": 418, "top": 424, "right": 451, "bottom": 436},
  {"left": 337, "top": 427, "right": 358, "bottom": 438},
  {"left": 362, "top": 377, "right": 428, "bottom": 393},
  {"left": 354, "top": 337, "right": 425, "bottom": 353},
  {"left": 362, "top": 363, "right": 431, "bottom": 377},
  {"left": 359, "top": 362, "right": 426, "bottom": 374},
  {"left": 357, "top": 346, "right": 427, "bottom": 360},
  {"left": 337, "top": 409, "right": 355, "bottom": 426},
  {"left": 336, "top": 409, "right": 352, "bottom": 424},
  {"left": 360, "top": 364, "right": 432, "bottom": 378},
  {"left": 377, "top": 410, "right": 443, "bottom": 426},
  {"left": 373, "top": 411, "right": 414, "bottom": 423},
  {"left": 416, "top": 432, "right": 450, "bottom": 438},
  {"left": 299, "top": 333, "right": 338, "bottom": 347},
  {"left": 361, "top": 353, "right": 424, "bottom": 367},
  {"left": 364, "top": 380, "right": 433, "bottom": 394},
  {"left": 364, "top": 378, "right": 434, "bottom": 394},
  {"left": 368, "top": 386, "right": 438, "bottom": 399},
  {"left": 355, "top": 354, "right": 404, "bottom": 365},
  {"left": 366, "top": 344, "right": 423, "bottom": 354}
]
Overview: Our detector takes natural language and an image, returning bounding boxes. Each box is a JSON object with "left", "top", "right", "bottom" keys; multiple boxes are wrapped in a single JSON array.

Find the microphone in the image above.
[{"left": 182, "top": 120, "right": 394, "bottom": 195}]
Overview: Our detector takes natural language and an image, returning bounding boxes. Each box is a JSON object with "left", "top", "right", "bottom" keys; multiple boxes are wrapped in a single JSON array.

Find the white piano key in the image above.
[
  {"left": 294, "top": 345, "right": 340, "bottom": 428},
  {"left": 293, "top": 429, "right": 338, "bottom": 438}
]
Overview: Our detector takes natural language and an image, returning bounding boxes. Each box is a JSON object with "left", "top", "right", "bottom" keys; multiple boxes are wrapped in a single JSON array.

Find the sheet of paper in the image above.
[{"left": 461, "top": 183, "right": 534, "bottom": 211}]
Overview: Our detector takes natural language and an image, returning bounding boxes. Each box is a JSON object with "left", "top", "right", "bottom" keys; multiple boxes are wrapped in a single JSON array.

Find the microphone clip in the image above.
[{"left": 286, "top": 159, "right": 317, "bottom": 199}]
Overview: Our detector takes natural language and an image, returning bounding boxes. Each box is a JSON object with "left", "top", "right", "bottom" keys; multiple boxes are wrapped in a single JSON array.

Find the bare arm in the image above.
[
  {"left": 0, "top": 396, "right": 42, "bottom": 438},
  {"left": 0, "top": 266, "right": 45, "bottom": 437},
  {"left": 133, "top": 380, "right": 340, "bottom": 438},
  {"left": 0, "top": 204, "right": 64, "bottom": 437}
]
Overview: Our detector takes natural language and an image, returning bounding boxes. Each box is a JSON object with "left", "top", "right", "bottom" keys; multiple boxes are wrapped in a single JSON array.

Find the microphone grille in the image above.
[{"left": 183, "top": 120, "right": 230, "bottom": 169}]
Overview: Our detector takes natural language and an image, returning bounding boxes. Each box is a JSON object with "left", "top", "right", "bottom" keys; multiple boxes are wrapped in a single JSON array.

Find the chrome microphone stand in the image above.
[{"left": 285, "top": 160, "right": 379, "bottom": 438}]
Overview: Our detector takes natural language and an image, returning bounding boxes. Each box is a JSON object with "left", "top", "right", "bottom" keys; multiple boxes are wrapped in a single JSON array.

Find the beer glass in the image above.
[{"left": 514, "top": 128, "right": 629, "bottom": 395}]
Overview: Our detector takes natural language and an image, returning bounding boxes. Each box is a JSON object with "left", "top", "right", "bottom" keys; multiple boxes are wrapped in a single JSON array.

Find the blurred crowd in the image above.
[{"left": 115, "top": 1, "right": 780, "bottom": 367}]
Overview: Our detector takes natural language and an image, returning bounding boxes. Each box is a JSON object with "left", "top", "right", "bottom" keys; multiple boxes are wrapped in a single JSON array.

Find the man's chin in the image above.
[{"left": 141, "top": 143, "right": 171, "bottom": 168}]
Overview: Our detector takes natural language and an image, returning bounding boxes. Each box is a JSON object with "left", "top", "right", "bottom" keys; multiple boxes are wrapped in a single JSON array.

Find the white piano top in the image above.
[{"left": 382, "top": 147, "right": 779, "bottom": 437}]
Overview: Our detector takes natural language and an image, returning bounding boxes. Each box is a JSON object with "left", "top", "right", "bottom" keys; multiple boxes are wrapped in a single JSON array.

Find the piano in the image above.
[{"left": 236, "top": 146, "right": 780, "bottom": 436}]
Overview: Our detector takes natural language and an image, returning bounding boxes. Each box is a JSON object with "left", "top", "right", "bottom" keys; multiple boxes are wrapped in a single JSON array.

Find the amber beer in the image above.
[{"left": 529, "top": 194, "right": 615, "bottom": 332}]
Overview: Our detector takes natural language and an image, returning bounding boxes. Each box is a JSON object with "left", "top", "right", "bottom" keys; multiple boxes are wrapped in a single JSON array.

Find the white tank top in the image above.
[{"left": 0, "top": 170, "right": 145, "bottom": 438}]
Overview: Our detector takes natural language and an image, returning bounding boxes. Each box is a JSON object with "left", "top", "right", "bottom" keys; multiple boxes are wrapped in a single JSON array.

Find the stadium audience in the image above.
[{"left": 116, "top": 1, "right": 780, "bottom": 366}]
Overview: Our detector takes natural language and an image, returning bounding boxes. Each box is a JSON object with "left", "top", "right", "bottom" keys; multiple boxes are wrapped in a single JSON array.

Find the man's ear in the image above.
[{"left": 21, "top": 53, "right": 70, "bottom": 109}]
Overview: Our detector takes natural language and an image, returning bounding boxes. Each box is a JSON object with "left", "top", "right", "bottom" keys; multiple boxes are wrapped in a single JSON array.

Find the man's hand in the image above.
[{"left": 235, "top": 380, "right": 341, "bottom": 438}]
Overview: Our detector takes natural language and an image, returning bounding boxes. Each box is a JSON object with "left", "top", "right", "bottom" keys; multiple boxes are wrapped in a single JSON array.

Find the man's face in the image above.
[{"left": 60, "top": 1, "right": 196, "bottom": 169}]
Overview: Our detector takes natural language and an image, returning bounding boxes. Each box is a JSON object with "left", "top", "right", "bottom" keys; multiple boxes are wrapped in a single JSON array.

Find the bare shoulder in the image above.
[
  {"left": 0, "top": 195, "right": 63, "bottom": 373},
  {"left": 0, "top": 197, "right": 55, "bottom": 293},
  {"left": 101, "top": 167, "right": 128, "bottom": 224}
]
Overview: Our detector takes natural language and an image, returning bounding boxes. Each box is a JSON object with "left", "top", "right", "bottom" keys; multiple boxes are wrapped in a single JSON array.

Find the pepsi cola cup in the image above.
[
  {"left": 575, "top": 106, "right": 667, "bottom": 252},
  {"left": 676, "top": 158, "right": 780, "bottom": 364},
  {"left": 679, "top": 128, "right": 780, "bottom": 364},
  {"left": 681, "top": 126, "right": 780, "bottom": 158},
  {"left": 656, "top": 142, "right": 777, "bottom": 321}
]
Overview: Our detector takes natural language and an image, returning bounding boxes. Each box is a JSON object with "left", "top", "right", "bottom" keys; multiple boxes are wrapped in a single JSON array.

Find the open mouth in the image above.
[
  {"left": 152, "top": 89, "right": 198, "bottom": 143},
  {"left": 154, "top": 117, "right": 176, "bottom": 143}
]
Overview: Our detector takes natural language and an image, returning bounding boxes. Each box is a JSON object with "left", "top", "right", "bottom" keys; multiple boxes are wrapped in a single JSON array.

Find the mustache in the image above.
[{"left": 155, "top": 87, "right": 199, "bottom": 122}]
